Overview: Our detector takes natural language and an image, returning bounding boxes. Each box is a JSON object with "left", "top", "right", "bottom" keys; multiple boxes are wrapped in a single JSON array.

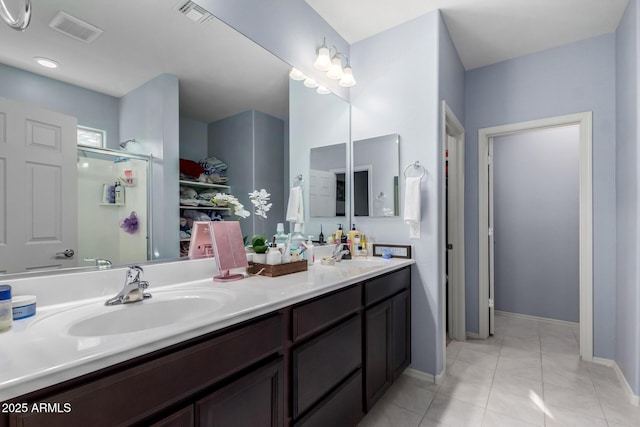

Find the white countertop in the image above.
[{"left": 0, "top": 257, "right": 413, "bottom": 401}]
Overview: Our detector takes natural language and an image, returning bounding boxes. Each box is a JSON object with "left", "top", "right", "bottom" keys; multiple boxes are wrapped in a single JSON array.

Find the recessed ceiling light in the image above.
[{"left": 34, "top": 57, "right": 59, "bottom": 69}]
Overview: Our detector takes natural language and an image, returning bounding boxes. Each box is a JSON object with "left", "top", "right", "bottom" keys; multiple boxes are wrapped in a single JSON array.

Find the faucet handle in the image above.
[{"left": 138, "top": 281, "right": 149, "bottom": 290}]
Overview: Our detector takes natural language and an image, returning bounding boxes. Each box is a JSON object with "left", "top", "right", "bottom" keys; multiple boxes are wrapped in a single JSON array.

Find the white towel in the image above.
[
  {"left": 404, "top": 177, "right": 421, "bottom": 238},
  {"left": 286, "top": 186, "right": 304, "bottom": 223}
]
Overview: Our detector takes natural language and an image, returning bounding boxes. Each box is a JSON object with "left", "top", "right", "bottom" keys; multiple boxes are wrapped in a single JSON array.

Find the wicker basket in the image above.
[{"left": 247, "top": 260, "right": 308, "bottom": 277}]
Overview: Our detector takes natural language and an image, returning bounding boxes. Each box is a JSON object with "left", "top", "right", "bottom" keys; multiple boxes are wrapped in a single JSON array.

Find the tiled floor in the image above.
[{"left": 358, "top": 314, "right": 640, "bottom": 427}]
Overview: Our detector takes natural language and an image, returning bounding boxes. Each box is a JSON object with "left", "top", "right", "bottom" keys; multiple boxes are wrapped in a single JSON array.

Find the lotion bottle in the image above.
[
  {"left": 335, "top": 224, "right": 343, "bottom": 244},
  {"left": 306, "top": 236, "right": 314, "bottom": 266},
  {"left": 348, "top": 224, "right": 361, "bottom": 256}
]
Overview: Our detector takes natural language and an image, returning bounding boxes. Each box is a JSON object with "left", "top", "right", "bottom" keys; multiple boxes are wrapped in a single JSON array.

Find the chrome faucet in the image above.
[
  {"left": 332, "top": 244, "right": 350, "bottom": 262},
  {"left": 84, "top": 257, "right": 112, "bottom": 269},
  {"left": 105, "top": 266, "right": 151, "bottom": 306}
]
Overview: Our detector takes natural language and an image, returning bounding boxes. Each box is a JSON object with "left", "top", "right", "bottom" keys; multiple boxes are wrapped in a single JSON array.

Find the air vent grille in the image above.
[
  {"left": 178, "top": 1, "right": 213, "bottom": 24},
  {"left": 48, "top": 11, "right": 103, "bottom": 43}
]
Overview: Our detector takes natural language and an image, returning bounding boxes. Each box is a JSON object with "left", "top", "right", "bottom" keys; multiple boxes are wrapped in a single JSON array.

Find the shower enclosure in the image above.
[{"left": 77, "top": 147, "right": 151, "bottom": 267}]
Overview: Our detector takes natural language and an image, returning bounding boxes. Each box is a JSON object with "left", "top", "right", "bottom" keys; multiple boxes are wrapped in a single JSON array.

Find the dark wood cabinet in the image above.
[
  {"left": 364, "top": 268, "right": 411, "bottom": 410},
  {"left": 195, "top": 358, "right": 284, "bottom": 427},
  {"left": 150, "top": 405, "right": 194, "bottom": 427}
]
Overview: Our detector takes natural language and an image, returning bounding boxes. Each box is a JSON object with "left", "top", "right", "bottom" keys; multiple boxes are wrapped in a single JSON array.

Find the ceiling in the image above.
[
  {"left": 305, "top": 0, "right": 629, "bottom": 70},
  {"left": 0, "top": 0, "right": 290, "bottom": 123},
  {"left": 0, "top": 0, "right": 629, "bottom": 124}
]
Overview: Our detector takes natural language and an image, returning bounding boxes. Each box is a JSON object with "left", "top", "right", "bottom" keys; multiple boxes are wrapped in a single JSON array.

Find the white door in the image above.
[
  {"left": 488, "top": 140, "right": 495, "bottom": 335},
  {"left": 309, "top": 169, "right": 337, "bottom": 217},
  {"left": 0, "top": 98, "right": 78, "bottom": 274}
]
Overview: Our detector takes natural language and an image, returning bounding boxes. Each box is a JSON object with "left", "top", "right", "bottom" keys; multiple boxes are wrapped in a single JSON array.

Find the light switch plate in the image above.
[{"left": 372, "top": 244, "right": 412, "bottom": 259}]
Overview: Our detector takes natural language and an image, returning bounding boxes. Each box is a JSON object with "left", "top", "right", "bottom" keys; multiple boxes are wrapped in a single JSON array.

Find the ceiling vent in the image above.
[
  {"left": 48, "top": 11, "right": 103, "bottom": 43},
  {"left": 177, "top": 1, "right": 213, "bottom": 24}
]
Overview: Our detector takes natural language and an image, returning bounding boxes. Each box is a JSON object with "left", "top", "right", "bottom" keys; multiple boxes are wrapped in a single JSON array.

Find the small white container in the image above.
[
  {"left": 266, "top": 247, "right": 282, "bottom": 265},
  {"left": 0, "top": 285, "right": 12, "bottom": 331},
  {"left": 12, "top": 295, "right": 37, "bottom": 320}
]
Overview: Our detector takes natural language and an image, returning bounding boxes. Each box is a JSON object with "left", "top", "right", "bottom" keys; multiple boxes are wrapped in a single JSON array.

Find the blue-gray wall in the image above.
[
  {"left": 615, "top": 0, "right": 640, "bottom": 396},
  {"left": 208, "top": 110, "right": 285, "bottom": 239},
  {"left": 119, "top": 74, "right": 180, "bottom": 261},
  {"left": 465, "top": 34, "right": 617, "bottom": 359},
  {"left": 195, "top": 0, "right": 349, "bottom": 100},
  {"left": 493, "top": 126, "right": 580, "bottom": 323},
  {"left": 0, "top": 63, "right": 120, "bottom": 148},
  {"left": 179, "top": 116, "right": 209, "bottom": 161},
  {"left": 351, "top": 11, "right": 443, "bottom": 376}
]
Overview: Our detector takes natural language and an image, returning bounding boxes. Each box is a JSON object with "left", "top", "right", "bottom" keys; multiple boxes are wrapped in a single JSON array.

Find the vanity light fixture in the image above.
[
  {"left": 326, "top": 53, "right": 344, "bottom": 80},
  {"left": 313, "top": 37, "right": 357, "bottom": 86},
  {"left": 339, "top": 58, "right": 356, "bottom": 87},
  {"left": 33, "top": 57, "right": 59, "bottom": 69},
  {"left": 317, "top": 86, "right": 331, "bottom": 95}
]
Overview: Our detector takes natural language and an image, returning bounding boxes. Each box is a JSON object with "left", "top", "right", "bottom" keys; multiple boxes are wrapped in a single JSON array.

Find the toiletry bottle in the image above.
[
  {"left": 291, "top": 223, "right": 305, "bottom": 252},
  {"left": 360, "top": 234, "right": 367, "bottom": 257},
  {"left": 0, "top": 285, "right": 12, "bottom": 331},
  {"left": 348, "top": 224, "right": 361, "bottom": 255},
  {"left": 318, "top": 225, "right": 325, "bottom": 245},
  {"left": 305, "top": 236, "right": 315, "bottom": 266},
  {"left": 274, "top": 223, "right": 288, "bottom": 246},
  {"left": 335, "top": 224, "right": 343, "bottom": 244},
  {"left": 114, "top": 181, "right": 124, "bottom": 204}
]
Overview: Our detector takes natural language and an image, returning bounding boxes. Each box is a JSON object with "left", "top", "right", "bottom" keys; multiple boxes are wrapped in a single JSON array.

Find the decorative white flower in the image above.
[
  {"left": 211, "top": 193, "right": 250, "bottom": 218},
  {"left": 248, "top": 189, "right": 272, "bottom": 219}
]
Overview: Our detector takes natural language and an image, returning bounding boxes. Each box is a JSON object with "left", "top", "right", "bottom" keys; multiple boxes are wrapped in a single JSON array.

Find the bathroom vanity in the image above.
[{"left": 0, "top": 258, "right": 412, "bottom": 427}]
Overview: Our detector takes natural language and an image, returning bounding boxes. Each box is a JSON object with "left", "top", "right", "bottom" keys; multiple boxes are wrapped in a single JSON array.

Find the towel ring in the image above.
[{"left": 403, "top": 161, "right": 426, "bottom": 179}]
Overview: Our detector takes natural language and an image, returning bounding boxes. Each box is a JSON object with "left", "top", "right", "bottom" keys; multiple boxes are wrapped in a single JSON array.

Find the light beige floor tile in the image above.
[
  {"left": 358, "top": 402, "right": 423, "bottom": 427},
  {"left": 499, "top": 346, "right": 542, "bottom": 363},
  {"left": 438, "top": 375, "right": 492, "bottom": 408},
  {"left": 542, "top": 361, "right": 593, "bottom": 388},
  {"left": 502, "top": 335, "right": 541, "bottom": 352},
  {"left": 486, "top": 373, "right": 545, "bottom": 425},
  {"left": 598, "top": 393, "right": 640, "bottom": 427},
  {"left": 495, "top": 355, "right": 542, "bottom": 382},
  {"left": 447, "top": 359, "right": 496, "bottom": 387},
  {"left": 398, "top": 372, "right": 441, "bottom": 394},
  {"left": 455, "top": 348, "right": 499, "bottom": 371},
  {"left": 423, "top": 394, "right": 485, "bottom": 427},
  {"left": 539, "top": 322, "right": 579, "bottom": 340},
  {"left": 461, "top": 336, "right": 503, "bottom": 356},
  {"left": 544, "top": 404, "right": 608, "bottom": 427},
  {"left": 541, "top": 335, "right": 580, "bottom": 355},
  {"left": 379, "top": 375, "right": 436, "bottom": 416},
  {"left": 481, "top": 409, "right": 542, "bottom": 426},
  {"left": 543, "top": 382, "right": 604, "bottom": 419}
]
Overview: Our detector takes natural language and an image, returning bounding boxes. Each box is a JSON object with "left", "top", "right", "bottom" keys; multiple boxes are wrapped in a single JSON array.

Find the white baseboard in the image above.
[
  {"left": 404, "top": 368, "right": 439, "bottom": 384},
  {"left": 612, "top": 360, "right": 640, "bottom": 407},
  {"left": 495, "top": 310, "right": 579, "bottom": 327},
  {"left": 592, "top": 357, "right": 614, "bottom": 367}
]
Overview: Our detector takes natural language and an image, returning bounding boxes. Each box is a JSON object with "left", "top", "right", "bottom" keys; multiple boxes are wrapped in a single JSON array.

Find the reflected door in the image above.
[
  {"left": 0, "top": 98, "right": 78, "bottom": 274},
  {"left": 309, "top": 169, "right": 337, "bottom": 217}
]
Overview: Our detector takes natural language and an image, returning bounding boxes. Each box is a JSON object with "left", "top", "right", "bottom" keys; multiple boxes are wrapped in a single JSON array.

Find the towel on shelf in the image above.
[
  {"left": 404, "top": 176, "right": 421, "bottom": 238},
  {"left": 286, "top": 186, "right": 304, "bottom": 223}
]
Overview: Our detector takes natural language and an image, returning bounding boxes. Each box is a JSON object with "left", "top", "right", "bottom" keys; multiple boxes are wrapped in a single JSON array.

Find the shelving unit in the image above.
[{"left": 179, "top": 179, "right": 232, "bottom": 256}]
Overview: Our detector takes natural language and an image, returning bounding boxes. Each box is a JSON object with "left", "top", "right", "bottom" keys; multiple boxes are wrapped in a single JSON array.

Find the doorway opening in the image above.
[
  {"left": 440, "top": 101, "right": 466, "bottom": 377},
  {"left": 478, "top": 112, "right": 593, "bottom": 361}
]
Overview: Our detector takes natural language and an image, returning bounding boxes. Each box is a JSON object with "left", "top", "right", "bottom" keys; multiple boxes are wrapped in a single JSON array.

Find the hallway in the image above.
[{"left": 359, "top": 314, "right": 640, "bottom": 426}]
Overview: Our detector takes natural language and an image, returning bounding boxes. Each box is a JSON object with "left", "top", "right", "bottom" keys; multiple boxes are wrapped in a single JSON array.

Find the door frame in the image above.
[
  {"left": 440, "top": 101, "right": 466, "bottom": 359},
  {"left": 478, "top": 112, "right": 593, "bottom": 361}
]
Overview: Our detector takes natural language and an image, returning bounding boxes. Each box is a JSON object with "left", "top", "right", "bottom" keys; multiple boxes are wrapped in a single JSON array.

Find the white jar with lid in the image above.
[{"left": 0, "top": 284, "right": 12, "bottom": 331}]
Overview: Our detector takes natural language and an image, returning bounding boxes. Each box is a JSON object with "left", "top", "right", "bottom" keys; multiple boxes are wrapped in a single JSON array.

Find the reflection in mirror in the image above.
[
  {"left": 309, "top": 143, "right": 347, "bottom": 217},
  {"left": 0, "top": 0, "right": 289, "bottom": 275},
  {"left": 353, "top": 134, "right": 400, "bottom": 217},
  {"left": 289, "top": 79, "right": 350, "bottom": 239}
]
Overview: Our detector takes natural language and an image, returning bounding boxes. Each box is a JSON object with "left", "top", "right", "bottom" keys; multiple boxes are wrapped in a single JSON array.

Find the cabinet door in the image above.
[
  {"left": 392, "top": 289, "right": 411, "bottom": 379},
  {"left": 150, "top": 405, "right": 194, "bottom": 427},
  {"left": 364, "top": 300, "right": 392, "bottom": 410},
  {"left": 196, "top": 358, "right": 284, "bottom": 427}
]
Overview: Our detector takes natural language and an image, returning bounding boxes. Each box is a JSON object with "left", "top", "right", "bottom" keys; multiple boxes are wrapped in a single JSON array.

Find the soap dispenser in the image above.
[
  {"left": 305, "top": 236, "right": 315, "bottom": 266},
  {"left": 348, "top": 224, "right": 362, "bottom": 257},
  {"left": 335, "top": 224, "right": 343, "bottom": 244}
]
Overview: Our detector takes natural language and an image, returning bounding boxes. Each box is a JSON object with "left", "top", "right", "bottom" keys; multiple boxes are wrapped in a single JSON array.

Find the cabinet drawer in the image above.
[
  {"left": 292, "top": 315, "right": 361, "bottom": 419},
  {"left": 294, "top": 370, "right": 363, "bottom": 427},
  {"left": 292, "top": 285, "right": 361, "bottom": 342},
  {"left": 10, "top": 314, "right": 283, "bottom": 427},
  {"left": 364, "top": 267, "right": 410, "bottom": 306},
  {"left": 195, "top": 358, "right": 283, "bottom": 427}
]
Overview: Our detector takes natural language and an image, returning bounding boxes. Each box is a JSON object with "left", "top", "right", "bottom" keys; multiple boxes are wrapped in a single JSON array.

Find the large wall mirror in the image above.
[
  {"left": 353, "top": 134, "right": 400, "bottom": 217},
  {"left": 0, "top": 0, "right": 292, "bottom": 275},
  {"left": 289, "top": 79, "right": 350, "bottom": 239}
]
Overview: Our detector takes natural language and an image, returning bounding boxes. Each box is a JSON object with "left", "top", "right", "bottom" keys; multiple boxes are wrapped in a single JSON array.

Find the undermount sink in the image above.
[{"left": 31, "top": 289, "right": 236, "bottom": 337}]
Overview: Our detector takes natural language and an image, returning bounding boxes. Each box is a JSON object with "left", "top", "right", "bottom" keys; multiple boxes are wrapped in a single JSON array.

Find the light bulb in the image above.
[
  {"left": 289, "top": 67, "right": 306, "bottom": 81},
  {"left": 303, "top": 77, "right": 319, "bottom": 88},
  {"left": 339, "top": 66, "right": 356, "bottom": 87},
  {"left": 34, "top": 57, "right": 59, "bottom": 69},
  {"left": 314, "top": 46, "right": 331, "bottom": 71},
  {"left": 326, "top": 56, "right": 343, "bottom": 80},
  {"left": 317, "top": 86, "right": 331, "bottom": 94}
]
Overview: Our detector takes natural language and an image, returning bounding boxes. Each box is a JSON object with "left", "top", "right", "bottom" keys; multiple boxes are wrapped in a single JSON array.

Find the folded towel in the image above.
[
  {"left": 404, "top": 177, "right": 421, "bottom": 238},
  {"left": 286, "top": 186, "right": 304, "bottom": 223}
]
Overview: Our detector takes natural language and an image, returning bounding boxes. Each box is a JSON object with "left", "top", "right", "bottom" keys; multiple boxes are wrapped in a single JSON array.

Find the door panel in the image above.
[{"left": 0, "top": 98, "right": 77, "bottom": 273}]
